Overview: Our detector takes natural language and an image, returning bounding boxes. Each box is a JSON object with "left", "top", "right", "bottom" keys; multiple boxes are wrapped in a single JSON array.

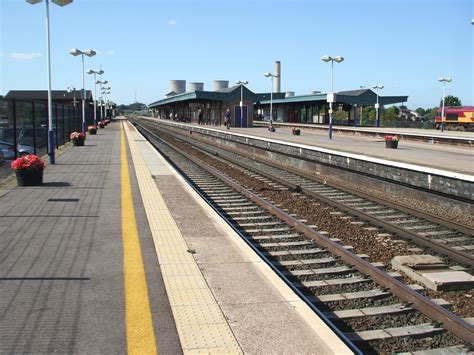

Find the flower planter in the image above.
[
  {"left": 72, "top": 139, "right": 85, "bottom": 146},
  {"left": 89, "top": 128, "right": 97, "bottom": 135},
  {"left": 15, "top": 169, "right": 43, "bottom": 186},
  {"left": 385, "top": 140, "right": 398, "bottom": 149},
  {"left": 99, "top": 124, "right": 105, "bottom": 129},
  {"left": 292, "top": 130, "right": 301, "bottom": 135}
]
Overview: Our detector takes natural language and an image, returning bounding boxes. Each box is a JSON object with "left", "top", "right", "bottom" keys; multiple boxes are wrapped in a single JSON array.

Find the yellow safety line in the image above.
[{"left": 121, "top": 122, "right": 158, "bottom": 355}]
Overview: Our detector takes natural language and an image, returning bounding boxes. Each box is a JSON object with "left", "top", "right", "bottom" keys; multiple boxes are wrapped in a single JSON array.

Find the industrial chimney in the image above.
[{"left": 275, "top": 61, "right": 281, "bottom": 93}]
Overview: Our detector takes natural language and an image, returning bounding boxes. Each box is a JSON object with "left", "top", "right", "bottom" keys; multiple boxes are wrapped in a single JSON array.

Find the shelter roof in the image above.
[{"left": 5, "top": 90, "right": 93, "bottom": 101}]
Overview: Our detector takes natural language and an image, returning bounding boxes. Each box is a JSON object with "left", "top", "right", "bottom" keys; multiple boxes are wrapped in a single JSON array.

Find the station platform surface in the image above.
[
  {"left": 0, "top": 118, "right": 352, "bottom": 354},
  {"left": 155, "top": 120, "right": 473, "bottom": 176}
]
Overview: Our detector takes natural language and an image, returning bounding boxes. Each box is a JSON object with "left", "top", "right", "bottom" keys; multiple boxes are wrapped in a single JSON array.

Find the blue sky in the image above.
[{"left": 1, "top": 0, "right": 473, "bottom": 108}]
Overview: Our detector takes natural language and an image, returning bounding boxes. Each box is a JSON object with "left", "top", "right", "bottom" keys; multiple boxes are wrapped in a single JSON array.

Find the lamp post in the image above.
[
  {"left": 321, "top": 55, "right": 344, "bottom": 140},
  {"left": 438, "top": 77, "right": 452, "bottom": 133},
  {"left": 359, "top": 86, "right": 365, "bottom": 126},
  {"left": 26, "top": 0, "right": 73, "bottom": 164},
  {"left": 67, "top": 86, "right": 77, "bottom": 107},
  {"left": 86, "top": 69, "right": 103, "bottom": 126},
  {"left": 372, "top": 84, "right": 384, "bottom": 128},
  {"left": 69, "top": 48, "right": 96, "bottom": 133},
  {"left": 102, "top": 87, "right": 111, "bottom": 118},
  {"left": 96, "top": 80, "right": 108, "bottom": 120},
  {"left": 264, "top": 72, "right": 278, "bottom": 123},
  {"left": 236, "top": 80, "right": 248, "bottom": 126}
]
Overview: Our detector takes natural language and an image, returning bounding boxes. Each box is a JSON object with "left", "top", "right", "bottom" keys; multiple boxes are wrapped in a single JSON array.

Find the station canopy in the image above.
[{"left": 260, "top": 89, "right": 408, "bottom": 106}]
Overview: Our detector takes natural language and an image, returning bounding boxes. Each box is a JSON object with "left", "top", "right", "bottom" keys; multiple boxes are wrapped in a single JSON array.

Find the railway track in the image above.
[
  {"left": 139, "top": 119, "right": 474, "bottom": 267},
  {"left": 132, "top": 120, "right": 473, "bottom": 354}
]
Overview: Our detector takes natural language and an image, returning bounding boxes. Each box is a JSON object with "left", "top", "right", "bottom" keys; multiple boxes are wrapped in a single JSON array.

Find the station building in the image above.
[
  {"left": 149, "top": 80, "right": 285, "bottom": 128},
  {"left": 149, "top": 69, "right": 408, "bottom": 127},
  {"left": 262, "top": 89, "right": 408, "bottom": 126}
]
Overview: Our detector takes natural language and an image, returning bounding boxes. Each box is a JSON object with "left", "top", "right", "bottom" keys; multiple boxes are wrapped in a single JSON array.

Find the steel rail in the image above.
[
  {"left": 211, "top": 153, "right": 474, "bottom": 267},
  {"left": 133, "top": 122, "right": 363, "bottom": 355},
  {"left": 146, "top": 121, "right": 473, "bottom": 267},
  {"left": 144, "top": 118, "right": 473, "bottom": 236},
  {"left": 134, "top": 120, "right": 474, "bottom": 344}
]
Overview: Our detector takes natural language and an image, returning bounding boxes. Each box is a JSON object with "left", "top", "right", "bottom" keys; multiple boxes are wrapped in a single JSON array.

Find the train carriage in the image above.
[{"left": 436, "top": 106, "right": 474, "bottom": 131}]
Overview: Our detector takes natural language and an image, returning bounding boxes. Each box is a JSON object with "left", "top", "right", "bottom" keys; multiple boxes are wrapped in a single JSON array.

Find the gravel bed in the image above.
[
  {"left": 321, "top": 295, "right": 400, "bottom": 312},
  {"left": 364, "top": 332, "right": 466, "bottom": 355},
  {"left": 337, "top": 311, "right": 431, "bottom": 332},
  {"left": 163, "top": 134, "right": 473, "bottom": 318}
]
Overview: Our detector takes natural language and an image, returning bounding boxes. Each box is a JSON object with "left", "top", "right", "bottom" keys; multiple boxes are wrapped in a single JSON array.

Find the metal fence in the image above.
[{"left": 0, "top": 98, "right": 90, "bottom": 164}]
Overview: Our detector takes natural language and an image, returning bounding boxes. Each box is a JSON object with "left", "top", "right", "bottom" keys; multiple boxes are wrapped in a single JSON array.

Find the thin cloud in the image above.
[
  {"left": 97, "top": 50, "right": 115, "bottom": 56},
  {"left": 168, "top": 20, "right": 177, "bottom": 26},
  {"left": 8, "top": 52, "right": 42, "bottom": 60}
]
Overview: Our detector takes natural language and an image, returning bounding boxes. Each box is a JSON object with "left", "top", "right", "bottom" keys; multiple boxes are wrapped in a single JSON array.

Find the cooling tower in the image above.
[
  {"left": 170, "top": 80, "right": 186, "bottom": 94},
  {"left": 213, "top": 80, "right": 229, "bottom": 91}
]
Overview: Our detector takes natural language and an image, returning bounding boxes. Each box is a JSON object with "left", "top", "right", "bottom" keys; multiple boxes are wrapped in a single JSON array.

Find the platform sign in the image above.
[{"left": 327, "top": 93, "right": 336, "bottom": 103}]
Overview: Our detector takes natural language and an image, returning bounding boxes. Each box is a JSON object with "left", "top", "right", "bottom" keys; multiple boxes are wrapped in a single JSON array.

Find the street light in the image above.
[
  {"left": 102, "top": 86, "right": 111, "bottom": 119},
  {"left": 438, "top": 77, "right": 452, "bottom": 133},
  {"left": 86, "top": 69, "right": 103, "bottom": 126},
  {"left": 321, "top": 55, "right": 344, "bottom": 139},
  {"left": 67, "top": 86, "right": 77, "bottom": 107},
  {"left": 236, "top": 80, "right": 248, "bottom": 126},
  {"left": 69, "top": 48, "right": 96, "bottom": 133},
  {"left": 26, "top": 0, "right": 73, "bottom": 164},
  {"left": 264, "top": 72, "right": 278, "bottom": 123},
  {"left": 96, "top": 80, "right": 108, "bottom": 120},
  {"left": 359, "top": 85, "right": 365, "bottom": 126},
  {"left": 372, "top": 84, "right": 384, "bottom": 128}
]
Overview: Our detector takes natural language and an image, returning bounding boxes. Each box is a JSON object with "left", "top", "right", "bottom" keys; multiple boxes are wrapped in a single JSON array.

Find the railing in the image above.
[{"left": 0, "top": 99, "right": 86, "bottom": 177}]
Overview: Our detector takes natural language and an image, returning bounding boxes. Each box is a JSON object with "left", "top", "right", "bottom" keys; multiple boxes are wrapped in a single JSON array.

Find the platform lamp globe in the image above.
[
  {"left": 26, "top": 0, "right": 73, "bottom": 164},
  {"left": 264, "top": 72, "right": 278, "bottom": 123},
  {"left": 236, "top": 80, "right": 248, "bottom": 126},
  {"left": 438, "top": 77, "right": 452, "bottom": 133},
  {"left": 86, "top": 69, "right": 104, "bottom": 126},
  {"left": 321, "top": 55, "right": 344, "bottom": 140},
  {"left": 372, "top": 85, "right": 384, "bottom": 128},
  {"left": 69, "top": 48, "right": 96, "bottom": 133}
]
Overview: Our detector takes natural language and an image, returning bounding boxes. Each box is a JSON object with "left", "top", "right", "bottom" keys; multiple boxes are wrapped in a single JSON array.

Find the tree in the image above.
[
  {"left": 440, "top": 95, "right": 461, "bottom": 107},
  {"left": 424, "top": 108, "right": 437, "bottom": 122},
  {"left": 415, "top": 107, "right": 426, "bottom": 116}
]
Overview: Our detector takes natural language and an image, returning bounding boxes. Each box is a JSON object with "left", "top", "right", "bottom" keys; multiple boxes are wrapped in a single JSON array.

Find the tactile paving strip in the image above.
[{"left": 124, "top": 122, "right": 242, "bottom": 354}]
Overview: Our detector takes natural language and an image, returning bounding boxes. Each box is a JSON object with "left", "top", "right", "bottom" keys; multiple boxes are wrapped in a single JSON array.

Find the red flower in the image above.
[
  {"left": 11, "top": 154, "right": 45, "bottom": 172},
  {"left": 384, "top": 135, "right": 399, "bottom": 141},
  {"left": 70, "top": 131, "right": 85, "bottom": 140}
]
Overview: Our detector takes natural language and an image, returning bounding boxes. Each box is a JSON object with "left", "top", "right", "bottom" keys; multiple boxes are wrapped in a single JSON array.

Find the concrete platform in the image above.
[
  {"left": 0, "top": 121, "right": 180, "bottom": 353},
  {"left": 209, "top": 124, "right": 473, "bottom": 175},
  {"left": 0, "top": 118, "right": 353, "bottom": 354}
]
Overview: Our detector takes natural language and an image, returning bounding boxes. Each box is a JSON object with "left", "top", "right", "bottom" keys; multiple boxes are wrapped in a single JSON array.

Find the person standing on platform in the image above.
[
  {"left": 198, "top": 108, "right": 203, "bottom": 125},
  {"left": 224, "top": 108, "right": 231, "bottom": 129}
]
